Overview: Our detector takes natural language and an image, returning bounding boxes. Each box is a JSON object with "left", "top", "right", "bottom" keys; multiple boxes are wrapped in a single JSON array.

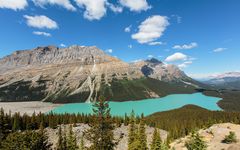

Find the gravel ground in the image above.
[{"left": 0, "top": 101, "right": 61, "bottom": 115}]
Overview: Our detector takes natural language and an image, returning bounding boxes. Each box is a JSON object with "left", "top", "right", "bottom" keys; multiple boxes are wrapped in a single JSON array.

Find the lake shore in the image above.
[{"left": 0, "top": 101, "right": 62, "bottom": 115}]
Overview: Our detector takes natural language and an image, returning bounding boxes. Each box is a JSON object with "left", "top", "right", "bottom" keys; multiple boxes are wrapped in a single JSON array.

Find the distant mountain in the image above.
[
  {"left": 0, "top": 45, "right": 202, "bottom": 103},
  {"left": 204, "top": 72, "right": 240, "bottom": 90}
]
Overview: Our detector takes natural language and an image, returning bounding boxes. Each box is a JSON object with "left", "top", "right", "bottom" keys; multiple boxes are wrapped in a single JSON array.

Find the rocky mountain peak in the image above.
[
  {"left": 145, "top": 58, "right": 162, "bottom": 64},
  {"left": 0, "top": 45, "right": 117, "bottom": 69}
]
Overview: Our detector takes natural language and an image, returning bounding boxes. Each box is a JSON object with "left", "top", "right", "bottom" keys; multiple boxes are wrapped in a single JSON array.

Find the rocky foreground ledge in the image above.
[
  {"left": 45, "top": 123, "right": 168, "bottom": 150},
  {"left": 45, "top": 123, "right": 240, "bottom": 150},
  {"left": 170, "top": 123, "right": 240, "bottom": 150}
]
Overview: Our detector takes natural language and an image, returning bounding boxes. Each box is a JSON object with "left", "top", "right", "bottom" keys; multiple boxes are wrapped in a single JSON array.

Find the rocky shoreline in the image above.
[{"left": 0, "top": 101, "right": 61, "bottom": 115}]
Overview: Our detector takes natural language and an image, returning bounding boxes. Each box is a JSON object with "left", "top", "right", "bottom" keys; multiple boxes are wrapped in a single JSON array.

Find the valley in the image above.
[{"left": 0, "top": 45, "right": 239, "bottom": 115}]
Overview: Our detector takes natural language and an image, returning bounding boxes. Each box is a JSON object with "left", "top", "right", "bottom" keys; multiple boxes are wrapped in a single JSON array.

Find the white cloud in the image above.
[
  {"left": 184, "top": 61, "right": 193, "bottom": 65},
  {"left": 148, "top": 54, "right": 153, "bottom": 58},
  {"left": 106, "top": 49, "right": 113, "bottom": 53},
  {"left": 33, "top": 0, "right": 76, "bottom": 11},
  {"left": 213, "top": 47, "right": 227, "bottom": 52},
  {"left": 60, "top": 43, "right": 66, "bottom": 47},
  {"left": 119, "top": 0, "right": 151, "bottom": 12},
  {"left": 132, "top": 15, "right": 169, "bottom": 44},
  {"left": 24, "top": 15, "right": 58, "bottom": 29},
  {"left": 188, "top": 73, "right": 220, "bottom": 80},
  {"left": 178, "top": 61, "right": 192, "bottom": 69},
  {"left": 173, "top": 42, "right": 198, "bottom": 50},
  {"left": 106, "top": 2, "right": 123, "bottom": 13},
  {"left": 128, "top": 44, "right": 133, "bottom": 48},
  {"left": 124, "top": 25, "right": 131, "bottom": 32},
  {"left": 0, "top": 0, "right": 28, "bottom": 10},
  {"left": 165, "top": 52, "right": 187, "bottom": 62},
  {"left": 33, "top": 31, "right": 51, "bottom": 37},
  {"left": 75, "top": 0, "right": 107, "bottom": 20},
  {"left": 131, "top": 59, "right": 142, "bottom": 63},
  {"left": 148, "top": 41, "right": 164, "bottom": 46},
  {"left": 178, "top": 63, "right": 187, "bottom": 69}
]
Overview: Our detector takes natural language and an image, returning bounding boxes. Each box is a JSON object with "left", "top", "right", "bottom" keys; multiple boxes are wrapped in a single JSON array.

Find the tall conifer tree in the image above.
[
  {"left": 85, "top": 96, "right": 115, "bottom": 150},
  {"left": 67, "top": 125, "right": 78, "bottom": 150}
]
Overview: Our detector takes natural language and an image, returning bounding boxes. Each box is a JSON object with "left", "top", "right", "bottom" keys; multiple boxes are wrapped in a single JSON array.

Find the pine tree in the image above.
[
  {"left": 57, "top": 125, "right": 66, "bottom": 150},
  {"left": 36, "top": 122, "right": 52, "bottom": 150},
  {"left": 137, "top": 119, "right": 148, "bottom": 150},
  {"left": 79, "top": 135, "right": 85, "bottom": 150},
  {"left": 0, "top": 108, "right": 5, "bottom": 142},
  {"left": 151, "top": 128, "right": 158, "bottom": 150},
  {"left": 12, "top": 113, "right": 20, "bottom": 131},
  {"left": 1, "top": 129, "right": 52, "bottom": 150},
  {"left": 151, "top": 128, "right": 164, "bottom": 150},
  {"left": 154, "top": 130, "right": 162, "bottom": 150},
  {"left": 185, "top": 132, "right": 207, "bottom": 150},
  {"left": 128, "top": 121, "right": 148, "bottom": 150},
  {"left": 0, "top": 108, "right": 8, "bottom": 145},
  {"left": 128, "top": 110, "right": 137, "bottom": 150},
  {"left": 85, "top": 96, "right": 115, "bottom": 150},
  {"left": 67, "top": 125, "right": 78, "bottom": 150},
  {"left": 160, "top": 142, "right": 169, "bottom": 150},
  {"left": 63, "top": 127, "right": 67, "bottom": 150}
]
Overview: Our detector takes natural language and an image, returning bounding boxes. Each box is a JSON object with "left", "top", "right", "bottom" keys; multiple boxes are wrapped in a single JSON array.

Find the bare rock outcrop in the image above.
[
  {"left": 45, "top": 123, "right": 168, "bottom": 150},
  {"left": 170, "top": 123, "right": 240, "bottom": 150}
]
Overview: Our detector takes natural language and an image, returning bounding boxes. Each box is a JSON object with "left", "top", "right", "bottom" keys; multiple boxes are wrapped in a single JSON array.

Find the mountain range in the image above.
[
  {"left": 204, "top": 72, "right": 240, "bottom": 90},
  {"left": 0, "top": 45, "right": 202, "bottom": 103}
]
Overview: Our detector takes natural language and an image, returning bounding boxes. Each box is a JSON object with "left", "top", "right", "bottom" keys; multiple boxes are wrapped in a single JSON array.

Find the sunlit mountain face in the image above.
[{"left": 0, "top": 45, "right": 202, "bottom": 103}]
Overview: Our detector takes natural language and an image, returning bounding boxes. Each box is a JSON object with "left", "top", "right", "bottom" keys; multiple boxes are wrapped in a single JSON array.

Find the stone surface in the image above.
[
  {"left": 170, "top": 123, "right": 240, "bottom": 150},
  {"left": 45, "top": 123, "right": 168, "bottom": 150}
]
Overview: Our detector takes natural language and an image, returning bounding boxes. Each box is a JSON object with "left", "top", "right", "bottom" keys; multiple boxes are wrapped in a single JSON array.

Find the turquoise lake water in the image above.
[{"left": 51, "top": 93, "right": 222, "bottom": 116}]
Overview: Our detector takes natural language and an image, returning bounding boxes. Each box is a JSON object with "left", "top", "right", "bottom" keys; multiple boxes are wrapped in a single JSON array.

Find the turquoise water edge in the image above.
[{"left": 51, "top": 93, "right": 222, "bottom": 116}]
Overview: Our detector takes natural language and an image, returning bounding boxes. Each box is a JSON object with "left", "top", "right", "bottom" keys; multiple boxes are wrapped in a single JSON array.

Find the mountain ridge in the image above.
[
  {"left": 0, "top": 45, "right": 202, "bottom": 103},
  {"left": 204, "top": 72, "right": 240, "bottom": 90}
]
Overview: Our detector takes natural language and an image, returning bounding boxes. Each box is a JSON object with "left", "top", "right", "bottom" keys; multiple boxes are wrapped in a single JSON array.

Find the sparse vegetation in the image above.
[
  {"left": 222, "top": 131, "right": 237, "bottom": 144},
  {"left": 185, "top": 132, "right": 207, "bottom": 150}
]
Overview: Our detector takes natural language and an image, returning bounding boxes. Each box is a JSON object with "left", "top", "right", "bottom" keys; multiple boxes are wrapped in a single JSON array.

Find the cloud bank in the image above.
[{"left": 33, "top": 0, "right": 76, "bottom": 11}]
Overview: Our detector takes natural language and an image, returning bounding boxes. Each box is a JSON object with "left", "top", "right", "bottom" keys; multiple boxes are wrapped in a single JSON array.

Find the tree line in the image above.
[{"left": 145, "top": 105, "right": 240, "bottom": 140}]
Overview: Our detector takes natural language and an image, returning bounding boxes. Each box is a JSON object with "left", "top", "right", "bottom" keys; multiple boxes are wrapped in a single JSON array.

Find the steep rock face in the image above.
[
  {"left": 132, "top": 58, "right": 194, "bottom": 83},
  {"left": 0, "top": 45, "right": 143, "bottom": 102},
  {"left": 0, "top": 46, "right": 199, "bottom": 103}
]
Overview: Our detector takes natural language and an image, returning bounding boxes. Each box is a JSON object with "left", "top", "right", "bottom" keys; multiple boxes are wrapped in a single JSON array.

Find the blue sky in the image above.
[{"left": 0, "top": 0, "right": 240, "bottom": 79}]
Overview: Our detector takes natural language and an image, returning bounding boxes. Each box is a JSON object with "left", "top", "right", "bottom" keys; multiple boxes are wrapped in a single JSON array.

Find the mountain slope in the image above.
[{"left": 0, "top": 45, "right": 201, "bottom": 103}]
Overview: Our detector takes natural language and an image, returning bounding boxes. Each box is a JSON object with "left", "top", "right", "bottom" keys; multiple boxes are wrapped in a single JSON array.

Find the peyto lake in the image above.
[{"left": 51, "top": 93, "right": 222, "bottom": 116}]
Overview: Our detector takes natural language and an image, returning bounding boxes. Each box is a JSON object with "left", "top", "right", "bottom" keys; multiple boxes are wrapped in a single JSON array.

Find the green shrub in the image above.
[{"left": 222, "top": 131, "right": 237, "bottom": 144}]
